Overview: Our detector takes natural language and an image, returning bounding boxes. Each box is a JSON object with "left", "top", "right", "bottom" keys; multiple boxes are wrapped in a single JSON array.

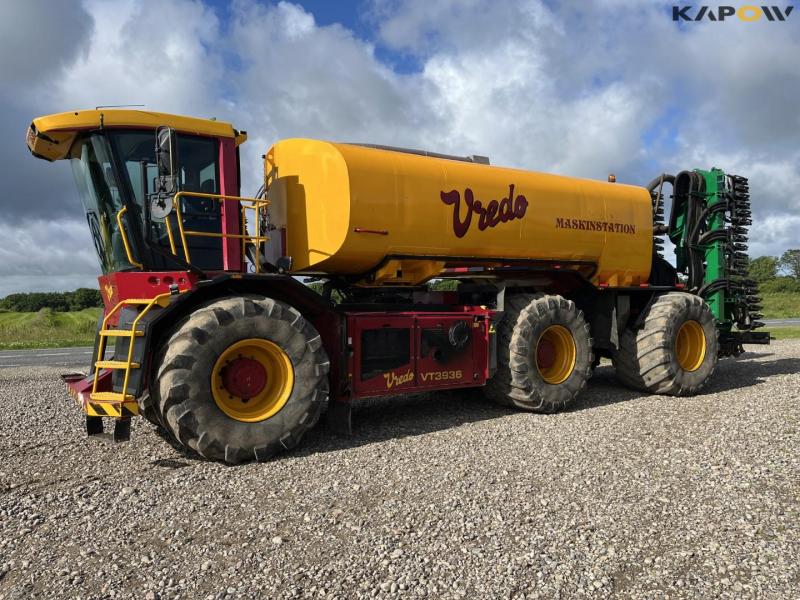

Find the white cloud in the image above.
[
  {"left": 749, "top": 214, "right": 800, "bottom": 258},
  {"left": 419, "top": 46, "right": 662, "bottom": 177},
  {"left": 0, "top": 0, "right": 93, "bottom": 89},
  {"left": 0, "top": 219, "right": 99, "bottom": 297},
  {"left": 52, "top": 0, "right": 225, "bottom": 117},
  {"left": 226, "top": 0, "right": 445, "bottom": 194}
]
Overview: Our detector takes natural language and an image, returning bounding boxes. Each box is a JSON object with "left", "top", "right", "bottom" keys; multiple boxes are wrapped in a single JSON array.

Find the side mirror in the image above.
[
  {"left": 149, "top": 194, "right": 173, "bottom": 222},
  {"left": 152, "top": 127, "right": 178, "bottom": 222},
  {"left": 155, "top": 126, "right": 178, "bottom": 194}
]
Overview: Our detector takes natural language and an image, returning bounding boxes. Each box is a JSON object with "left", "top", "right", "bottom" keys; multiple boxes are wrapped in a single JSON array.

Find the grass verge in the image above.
[
  {"left": 760, "top": 292, "right": 800, "bottom": 319},
  {"left": 0, "top": 308, "right": 101, "bottom": 350},
  {"left": 767, "top": 326, "right": 800, "bottom": 340}
]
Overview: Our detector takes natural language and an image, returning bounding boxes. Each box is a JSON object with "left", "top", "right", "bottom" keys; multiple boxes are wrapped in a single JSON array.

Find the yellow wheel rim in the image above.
[
  {"left": 535, "top": 325, "right": 577, "bottom": 385},
  {"left": 211, "top": 338, "right": 294, "bottom": 423},
  {"left": 676, "top": 320, "right": 706, "bottom": 372}
]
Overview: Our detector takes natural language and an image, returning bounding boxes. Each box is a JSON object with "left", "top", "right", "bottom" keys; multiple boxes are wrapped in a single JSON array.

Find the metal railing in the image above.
[
  {"left": 169, "top": 191, "right": 270, "bottom": 272},
  {"left": 115, "top": 192, "right": 270, "bottom": 273},
  {"left": 89, "top": 293, "right": 173, "bottom": 414},
  {"left": 116, "top": 206, "right": 143, "bottom": 269}
]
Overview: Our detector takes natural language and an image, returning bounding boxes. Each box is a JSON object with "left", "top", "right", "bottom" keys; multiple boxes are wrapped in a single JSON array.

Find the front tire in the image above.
[
  {"left": 484, "top": 293, "right": 593, "bottom": 412},
  {"left": 152, "top": 295, "right": 329, "bottom": 464},
  {"left": 613, "top": 292, "right": 718, "bottom": 395}
]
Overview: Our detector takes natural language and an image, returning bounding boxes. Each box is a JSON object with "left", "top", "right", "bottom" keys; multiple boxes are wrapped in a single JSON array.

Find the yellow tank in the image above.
[{"left": 265, "top": 139, "right": 653, "bottom": 287}]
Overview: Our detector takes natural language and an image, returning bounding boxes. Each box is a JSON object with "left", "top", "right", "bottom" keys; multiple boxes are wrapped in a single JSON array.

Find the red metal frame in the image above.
[
  {"left": 62, "top": 370, "right": 111, "bottom": 408},
  {"left": 218, "top": 137, "right": 243, "bottom": 271},
  {"left": 98, "top": 271, "right": 200, "bottom": 324},
  {"left": 345, "top": 307, "right": 492, "bottom": 400}
]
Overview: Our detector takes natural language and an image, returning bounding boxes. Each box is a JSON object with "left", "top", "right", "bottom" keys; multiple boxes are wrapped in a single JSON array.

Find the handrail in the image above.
[
  {"left": 172, "top": 191, "right": 270, "bottom": 272},
  {"left": 116, "top": 192, "right": 270, "bottom": 273},
  {"left": 164, "top": 216, "right": 178, "bottom": 255},
  {"left": 116, "top": 206, "right": 144, "bottom": 269},
  {"left": 90, "top": 293, "right": 173, "bottom": 403},
  {"left": 120, "top": 293, "right": 172, "bottom": 395}
]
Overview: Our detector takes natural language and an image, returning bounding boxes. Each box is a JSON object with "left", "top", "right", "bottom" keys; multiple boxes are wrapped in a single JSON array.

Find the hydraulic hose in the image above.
[{"left": 646, "top": 173, "right": 675, "bottom": 192}]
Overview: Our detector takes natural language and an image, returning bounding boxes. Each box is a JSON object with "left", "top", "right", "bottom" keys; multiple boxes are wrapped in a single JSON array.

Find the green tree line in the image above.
[
  {"left": 0, "top": 288, "right": 103, "bottom": 312},
  {"left": 748, "top": 249, "right": 800, "bottom": 293}
]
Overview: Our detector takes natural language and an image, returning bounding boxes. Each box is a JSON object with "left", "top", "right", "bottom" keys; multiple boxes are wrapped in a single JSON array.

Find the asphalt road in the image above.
[
  {"left": 763, "top": 318, "right": 800, "bottom": 326},
  {"left": 0, "top": 347, "right": 95, "bottom": 369}
]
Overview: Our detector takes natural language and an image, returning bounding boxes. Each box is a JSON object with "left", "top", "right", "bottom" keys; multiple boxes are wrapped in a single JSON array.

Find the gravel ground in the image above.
[{"left": 1, "top": 341, "right": 798, "bottom": 599}]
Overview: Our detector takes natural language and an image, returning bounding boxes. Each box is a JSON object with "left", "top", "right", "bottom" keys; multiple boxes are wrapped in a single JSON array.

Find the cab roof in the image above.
[{"left": 26, "top": 109, "right": 247, "bottom": 161}]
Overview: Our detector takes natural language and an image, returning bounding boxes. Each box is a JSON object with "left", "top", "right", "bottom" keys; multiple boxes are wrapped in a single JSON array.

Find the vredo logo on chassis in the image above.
[{"left": 673, "top": 5, "right": 795, "bottom": 20}]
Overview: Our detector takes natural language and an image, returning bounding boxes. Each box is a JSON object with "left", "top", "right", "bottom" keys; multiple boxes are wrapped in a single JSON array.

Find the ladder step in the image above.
[
  {"left": 99, "top": 329, "right": 144, "bottom": 337},
  {"left": 95, "top": 360, "right": 140, "bottom": 369},
  {"left": 90, "top": 391, "right": 135, "bottom": 402},
  {"left": 85, "top": 398, "right": 139, "bottom": 418}
]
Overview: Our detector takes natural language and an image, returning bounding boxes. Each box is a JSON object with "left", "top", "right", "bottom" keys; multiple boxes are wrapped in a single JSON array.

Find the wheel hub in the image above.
[
  {"left": 676, "top": 320, "right": 706, "bottom": 372},
  {"left": 535, "top": 325, "right": 577, "bottom": 385},
  {"left": 536, "top": 339, "right": 556, "bottom": 370},
  {"left": 211, "top": 338, "right": 294, "bottom": 423},
  {"left": 221, "top": 358, "right": 267, "bottom": 399}
]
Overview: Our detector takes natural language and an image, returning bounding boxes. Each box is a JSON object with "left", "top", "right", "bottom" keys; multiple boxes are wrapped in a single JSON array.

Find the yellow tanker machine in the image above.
[{"left": 28, "top": 109, "right": 768, "bottom": 463}]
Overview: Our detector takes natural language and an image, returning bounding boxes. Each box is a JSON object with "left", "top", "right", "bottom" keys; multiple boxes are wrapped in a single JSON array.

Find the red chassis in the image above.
[
  {"left": 66, "top": 269, "right": 496, "bottom": 437},
  {"left": 346, "top": 309, "right": 492, "bottom": 399}
]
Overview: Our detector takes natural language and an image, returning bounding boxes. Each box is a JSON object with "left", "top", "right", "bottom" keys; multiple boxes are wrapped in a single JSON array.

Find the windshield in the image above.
[
  {"left": 69, "top": 130, "right": 225, "bottom": 274},
  {"left": 69, "top": 135, "right": 134, "bottom": 273}
]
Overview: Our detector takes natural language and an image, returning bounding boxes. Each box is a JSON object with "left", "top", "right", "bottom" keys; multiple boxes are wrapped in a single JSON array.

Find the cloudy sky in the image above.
[{"left": 1, "top": 0, "right": 798, "bottom": 296}]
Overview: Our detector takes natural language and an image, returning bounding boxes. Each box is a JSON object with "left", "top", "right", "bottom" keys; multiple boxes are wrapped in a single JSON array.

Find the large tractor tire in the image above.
[
  {"left": 151, "top": 295, "right": 329, "bottom": 464},
  {"left": 613, "top": 292, "right": 718, "bottom": 395},
  {"left": 138, "top": 391, "right": 161, "bottom": 427},
  {"left": 484, "top": 293, "right": 593, "bottom": 412}
]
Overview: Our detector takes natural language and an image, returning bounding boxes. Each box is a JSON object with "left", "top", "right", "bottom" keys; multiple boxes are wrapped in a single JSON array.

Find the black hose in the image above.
[
  {"left": 688, "top": 200, "right": 728, "bottom": 248},
  {"left": 648, "top": 174, "right": 675, "bottom": 239},
  {"left": 677, "top": 171, "right": 706, "bottom": 292},
  {"left": 646, "top": 173, "right": 675, "bottom": 192},
  {"left": 699, "top": 279, "right": 731, "bottom": 297},
  {"left": 697, "top": 229, "right": 728, "bottom": 245}
]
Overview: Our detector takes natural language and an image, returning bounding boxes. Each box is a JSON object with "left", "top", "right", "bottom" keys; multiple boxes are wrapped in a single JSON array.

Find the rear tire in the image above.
[
  {"left": 613, "top": 292, "right": 718, "bottom": 395},
  {"left": 484, "top": 293, "right": 593, "bottom": 412},
  {"left": 152, "top": 295, "right": 329, "bottom": 464}
]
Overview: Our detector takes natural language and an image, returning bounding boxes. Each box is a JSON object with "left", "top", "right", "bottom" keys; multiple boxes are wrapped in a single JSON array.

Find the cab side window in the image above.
[
  {"left": 179, "top": 136, "right": 219, "bottom": 214},
  {"left": 175, "top": 135, "right": 222, "bottom": 269}
]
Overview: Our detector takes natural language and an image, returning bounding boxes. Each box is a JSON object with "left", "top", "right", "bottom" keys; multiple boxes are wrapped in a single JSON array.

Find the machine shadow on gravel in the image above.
[
  {"left": 289, "top": 391, "right": 517, "bottom": 458},
  {"left": 286, "top": 369, "right": 649, "bottom": 458},
  {"left": 140, "top": 389, "right": 515, "bottom": 464},
  {"left": 151, "top": 458, "right": 192, "bottom": 469}
]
